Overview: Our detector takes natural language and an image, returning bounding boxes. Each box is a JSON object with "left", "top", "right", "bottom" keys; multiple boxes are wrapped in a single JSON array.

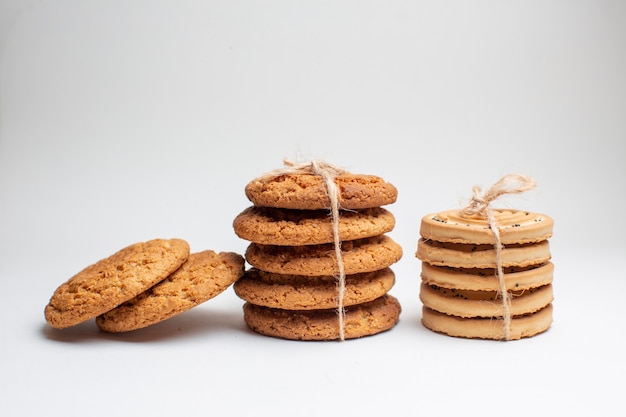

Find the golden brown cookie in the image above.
[
  {"left": 419, "top": 282, "right": 553, "bottom": 318},
  {"left": 245, "top": 235, "right": 403, "bottom": 276},
  {"left": 233, "top": 268, "right": 395, "bottom": 310},
  {"left": 416, "top": 238, "right": 551, "bottom": 268},
  {"left": 44, "top": 238, "right": 190, "bottom": 329},
  {"left": 421, "top": 304, "right": 553, "bottom": 340},
  {"left": 245, "top": 173, "right": 398, "bottom": 210},
  {"left": 96, "top": 251, "right": 245, "bottom": 332},
  {"left": 233, "top": 206, "right": 395, "bottom": 246},
  {"left": 242, "top": 294, "right": 401, "bottom": 340},
  {"left": 420, "top": 262, "right": 554, "bottom": 291},
  {"left": 420, "top": 209, "right": 554, "bottom": 245}
]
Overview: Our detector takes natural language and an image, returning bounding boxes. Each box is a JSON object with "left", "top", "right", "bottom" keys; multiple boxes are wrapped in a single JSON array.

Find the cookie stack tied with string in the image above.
[
  {"left": 415, "top": 174, "right": 555, "bottom": 341},
  {"left": 233, "top": 160, "right": 403, "bottom": 341}
]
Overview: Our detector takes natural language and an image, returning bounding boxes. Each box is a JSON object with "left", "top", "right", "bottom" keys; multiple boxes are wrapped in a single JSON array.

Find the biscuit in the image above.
[
  {"left": 233, "top": 206, "right": 395, "bottom": 246},
  {"left": 44, "top": 238, "right": 190, "bottom": 329},
  {"left": 420, "top": 262, "right": 554, "bottom": 291},
  {"left": 242, "top": 294, "right": 401, "bottom": 340},
  {"left": 421, "top": 304, "right": 553, "bottom": 340},
  {"left": 420, "top": 209, "right": 553, "bottom": 245},
  {"left": 234, "top": 268, "right": 395, "bottom": 310},
  {"left": 96, "top": 251, "right": 245, "bottom": 332},
  {"left": 416, "top": 238, "right": 551, "bottom": 268},
  {"left": 419, "top": 282, "right": 553, "bottom": 318},
  {"left": 245, "top": 235, "right": 403, "bottom": 276},
  {"left": 245, "top": 173, "right": 398, "bottom": 210}
]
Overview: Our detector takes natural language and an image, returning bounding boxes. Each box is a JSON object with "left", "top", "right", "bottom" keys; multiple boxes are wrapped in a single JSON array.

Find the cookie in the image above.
[
  {"left": 245, "top": 172, "right": 398, "bottom": 210},
  {"left": 96, "top": 251, "right": 245, "bottom": 332},
  {"left": 233, "top": 206, "right": 395, "bottom": 246},
  {"left": 416, "top": 238, "right": 551, "bottom": 268},
  {"left": 242, "top": 294, "right": 401, "bottom": 340},
  {"left": 419, "top": 282, "right": 553, "bottom": 318},
  {"left": 234, "top": 268, "right": 395, "bottom": 310},
  {"left": 420, "top": 262, "right": 554, "bottom": 291},
  {"left": 420, "top": 209, "right": 554, "bottom": 245},
  {"left": 44, "top": 238, "right": 190, "bottom": 329},
  {"left": 245, "top": 235, "right": 403, "bottom": 276},
  {"left": 421, "top": 304, "right": 553, "bottom": 340}
]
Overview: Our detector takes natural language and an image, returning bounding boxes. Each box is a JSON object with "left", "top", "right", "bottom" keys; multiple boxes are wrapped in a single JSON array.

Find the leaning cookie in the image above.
[
  {"left": 242, "top": 294, "right": 401, "bottom": 341},
  {"left": 96, "top": 251, "right": 245, "bottom": 332},
  {"left": 44, "top": 238, "right": 190, "bottom": 329},
  {"left": 245, "top": 172, "right": 398, "bottom": 210}
]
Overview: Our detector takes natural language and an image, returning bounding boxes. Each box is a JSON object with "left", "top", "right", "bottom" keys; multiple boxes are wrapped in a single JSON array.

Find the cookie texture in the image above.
[
  {"left": 242, "top": 294, "right": 401, "bottom": 341},
  {"left": 420, "top": 209, "right": 554, "bottom": 245},
  {"left": 246, "top": 235, "right": 403, "bottom": 276},
  {"left": 419, "top": 282, "right": 553, "bottom": 318},
  {"left": 245, "top": 173, "right": 398, "bottom": 210},
  {"left": 420, "top": 262, "right": 554, "bottom": 291},
  {"left": 96, "top": 251, "right": 245, "bottom": 332},
  {"left": 234, "top": 268, "right": 395, "bottom": 310},
  {"left": 421, "top": 304, "right": 553, "bottom": 340},
  {"left": 416, "top": 238, "right": 551, "bottom": 268},
  {"left": 44, "top": 238, "right": 190, "bottom": 329},
  {"left": 233, "top": 206, "right": 395, "bottom": 246}
]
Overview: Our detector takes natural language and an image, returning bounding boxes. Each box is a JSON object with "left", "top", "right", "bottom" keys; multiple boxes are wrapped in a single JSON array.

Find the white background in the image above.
[{"left": 1, "top": 1, "right": 625, "bottom": 416}]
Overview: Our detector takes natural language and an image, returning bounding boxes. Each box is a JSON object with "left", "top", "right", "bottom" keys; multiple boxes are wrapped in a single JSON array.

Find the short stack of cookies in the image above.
[
  {"left": 416, "top": 207, "right": 554, "bottom": 340},
  {"left": 233, "top": 162, "right": 403, "bottom": 341},
  {"left": 44, "top": 238, "right": 245, "bottom": 332}
]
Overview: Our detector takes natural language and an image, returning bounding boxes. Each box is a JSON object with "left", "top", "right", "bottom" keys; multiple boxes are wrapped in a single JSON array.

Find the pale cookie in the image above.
[
  {"left": 233, "top": 206, "right": 395, "bottom": 246},
  {"left": 242, "top": 294, "right": 401, "bottom": 341},
  {"left": 233, "top": 268, "right": 395, "bottom": 310},
  {"left": 420, "top": 209, "right": 553, "bottom": 245},
  {"left": 420, "top": 262, "right": 554, "bottom": 291},
  {"left": 421, "top": 304, "right": 553, "bottom": 340},
  {"left": 44, "top": 238, "right": 190, "bottom": 329},
  {"left": 96, "top": 251, "right": 245, "bottom": 332},
  {"left": 245, "top": 173, "right": 397, "bottom": 210},
  {"left": 245, "top": 235, "right": 403, "bottom": 276},
  {"left": 416, "top": 238, "right": 551, "bottom": 268},
  {"left": 419, "top": 283, "right": 553, "bottom": 318}
]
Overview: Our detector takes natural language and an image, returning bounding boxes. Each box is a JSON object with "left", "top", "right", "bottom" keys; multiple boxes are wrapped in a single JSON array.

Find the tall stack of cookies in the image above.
[
  {"left": 415, "top": 174, "right": 555, "bottom": 340},
  {"left": 233, "top": 160, "right": 403, "bottom": 341}
]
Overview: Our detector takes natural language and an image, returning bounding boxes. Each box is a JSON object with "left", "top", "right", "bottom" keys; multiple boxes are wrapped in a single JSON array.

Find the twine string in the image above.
[
  {"left": 460, "top": 174, "right": 536, "bottom": 340},
  {"left": 259, "top": 159, "right": 348, "bottom": 341}
]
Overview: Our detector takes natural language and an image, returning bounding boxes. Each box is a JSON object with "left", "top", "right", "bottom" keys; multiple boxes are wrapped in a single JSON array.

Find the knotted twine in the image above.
[
  {"left": 459, "top": 174, "right": 536, "bottom": 340},
  {"left": 260, "top": 159, "right": 349, "bottom": 341}
]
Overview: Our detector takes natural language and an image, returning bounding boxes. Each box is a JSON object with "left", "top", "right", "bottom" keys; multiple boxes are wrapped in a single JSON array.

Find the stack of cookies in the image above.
[
  {"left": 44, "top": 238, "right": 245, "bottom": 332},
  {"left": 233, "top": 161, "right": 403, "bottom": 341},
  {"left": 416, "top": 207, "right": 555, "bottom": 340}
]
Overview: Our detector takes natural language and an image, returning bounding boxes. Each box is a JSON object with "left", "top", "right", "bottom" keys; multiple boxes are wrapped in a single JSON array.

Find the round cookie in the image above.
[
  {"left": 419, "top": 283, "right": 553, "bottom": 318},
  {"left": 420, "top": 262, "right": 554, "bottom": 291},
  {"left": 44, "top": 238, "right": 190, "bottom": 329},
  {"left": 242, "top": 294, "right": 401, "bottom": 340},
  {"left": 420, "top": 209, "right": 554, "bottom": 245},
  {"left": 245, "top": 173, "right": 398, "bottom": 210},
  {"left": 245, "top": 235, "right": 403, "bottom": 276},
  {"left": 416, "top": 238, "right": 551, "bottom": 268},
  {"left": 421, "top": 304, "right": 553, "bottom": 340},
  {"left": 234, "top": 268, "right": 395, "bottom": 310},
  {"left": 96, "top": 251, "right": 245, "bottom": 332},
  {"left": 233, "top": 206, "right": 396, "bottom": 246}
]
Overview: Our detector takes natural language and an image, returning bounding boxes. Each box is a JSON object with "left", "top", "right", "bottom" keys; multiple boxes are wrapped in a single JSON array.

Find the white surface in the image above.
[{"left": 1, "top": 1, "right": 625, "bottom": 416}]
